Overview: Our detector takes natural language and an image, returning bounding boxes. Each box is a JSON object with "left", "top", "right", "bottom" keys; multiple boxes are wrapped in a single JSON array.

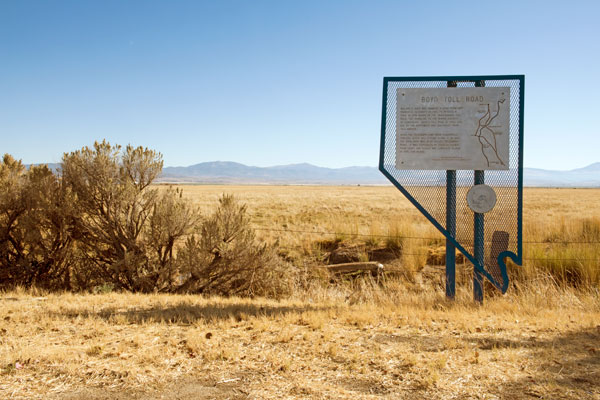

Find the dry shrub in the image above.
[
  {"left": 147, "top": 186, "right": 201, "bottom": 290},
  {"left": 176, "top": 194, "right": 294, "bottom": 298},
  {"left": 62, "top": 140, "right": 200, "bottom": 292},
  {"left": 0, "top": 155, "right": 74, "bottom": 289},
  {"left": 1, "top": 142, "right": 292, "bottom": 298}
]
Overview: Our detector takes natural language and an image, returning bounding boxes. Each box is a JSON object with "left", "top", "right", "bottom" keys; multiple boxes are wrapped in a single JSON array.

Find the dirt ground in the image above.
[{"left": 1, "top": 287, "right": 599, "bottom": 400}]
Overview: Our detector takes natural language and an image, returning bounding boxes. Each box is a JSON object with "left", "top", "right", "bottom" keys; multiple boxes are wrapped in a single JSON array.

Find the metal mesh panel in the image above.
[{"left": 380, "top": 77, "right": 522, "bottom": 284}]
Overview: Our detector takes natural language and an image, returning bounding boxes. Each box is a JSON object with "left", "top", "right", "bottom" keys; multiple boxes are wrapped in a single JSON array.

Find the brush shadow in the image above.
[
  {"left": 53, "top": 300, "right": 331, "bottom": 324},
  {"left": 493, "top": 327, "right": 600, "bottom": 399}
]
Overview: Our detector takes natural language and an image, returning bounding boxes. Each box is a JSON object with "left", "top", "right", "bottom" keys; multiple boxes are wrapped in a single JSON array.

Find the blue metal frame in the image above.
[
  {"left": 379, "top": 75, "right": 524, "bottom": 294},
  {"left": 445, "top": 169, "right": 456, "bottom": 299}
]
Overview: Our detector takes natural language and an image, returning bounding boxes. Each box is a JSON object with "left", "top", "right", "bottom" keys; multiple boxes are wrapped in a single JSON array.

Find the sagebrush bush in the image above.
[
  {"left": 0, "top": 141, "right": 290, "bottom": 297},
  {"left": 0, "top": 155, "right": 74, "bottom": 289},
  {"left": 176, "top": 194, "right": 294, "bottom": 298},
  {"left": 62, "top": 140, "right": 171, "bottom": 291}
]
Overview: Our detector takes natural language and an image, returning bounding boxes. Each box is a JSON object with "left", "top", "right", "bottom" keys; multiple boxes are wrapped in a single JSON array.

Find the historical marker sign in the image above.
[
  {"left": 396, "top": 87, "right": 510, "bottom": 170},
  {"left": 379, "top": 75, "right": 524, "bottom": 302}
]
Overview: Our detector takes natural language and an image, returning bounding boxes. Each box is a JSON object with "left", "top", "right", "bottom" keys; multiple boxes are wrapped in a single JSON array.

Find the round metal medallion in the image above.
[{"left": 467, "top": 184, "right": 497, "bottom": 214}]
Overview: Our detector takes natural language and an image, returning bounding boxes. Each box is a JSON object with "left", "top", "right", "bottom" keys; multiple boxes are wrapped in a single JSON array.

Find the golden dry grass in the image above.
[
  {"left": 1, "top": 284, "right": 599, "bottom": 399},
  {"left": 1, "top": 186, "right": 599, "bottom": 399},
  {"left": 170, "top": 185, "right": 600, "bottom": 285}
]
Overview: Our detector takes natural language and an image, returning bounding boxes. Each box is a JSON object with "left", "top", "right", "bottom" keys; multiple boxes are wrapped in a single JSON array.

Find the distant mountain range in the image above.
[
  {"left": 32, "top": 161, "right": 600, "bottom": 187},
  {"left": 159, "top": 161, "right": 600, "bottom": 187},
  {"left": 159, "top": 162, "right": 388, "bottom": 185},
  {"left": 523, "top": 163, "right": 600, "bottom": 187}
]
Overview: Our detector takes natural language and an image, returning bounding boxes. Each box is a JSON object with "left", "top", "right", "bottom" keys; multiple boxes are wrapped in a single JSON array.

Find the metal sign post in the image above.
[
  {"left": 445, "top": 80, "right": 457, "bottom": 300},
  {"left": 445, "top": 168, "right": 456, "bottom": 299},
  {"left": 379, "top": 75, "right": 524, "bottom": 303},
  {"left": 473, "top": 169, "right": 485, "bottom": 302},
  {"left": 473, "top": 79, "right": 485, "bottom": 302}
]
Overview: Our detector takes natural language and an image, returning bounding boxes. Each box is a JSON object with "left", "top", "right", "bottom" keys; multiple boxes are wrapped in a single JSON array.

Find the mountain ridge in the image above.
[
  {"left": 27, "top": 162, "right": 600, "bottom": 187},
  {"left": 159, "top": 162, "right": 600, "bottom": 187}
]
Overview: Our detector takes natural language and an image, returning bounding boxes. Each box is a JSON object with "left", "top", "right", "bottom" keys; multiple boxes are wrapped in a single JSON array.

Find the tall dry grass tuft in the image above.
[
  {"left": 522, "top": 216, "right": 600, "bottom": 287},
  {"left": 295, "top": 273, "right": 600, "bottom": 315}
]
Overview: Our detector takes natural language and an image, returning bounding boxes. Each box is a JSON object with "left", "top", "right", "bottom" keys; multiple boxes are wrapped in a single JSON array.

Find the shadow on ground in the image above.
[
  {"left": 53, "top": 378, "right": 249, "bottom": 400},
  {"left": 492, "top": 326, "right": 600, "bottom": 399},
  {"left": 51, "top": 300, "right": 330, "bottom": 324},
  {"left": 372, "top": 325, "right": 600, "bottom": 399}
]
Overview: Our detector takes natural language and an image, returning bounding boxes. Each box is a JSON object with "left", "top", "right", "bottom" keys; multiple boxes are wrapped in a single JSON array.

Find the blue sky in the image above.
[{"left": 1, "top": 0, "right": 599, "bottom": 170}]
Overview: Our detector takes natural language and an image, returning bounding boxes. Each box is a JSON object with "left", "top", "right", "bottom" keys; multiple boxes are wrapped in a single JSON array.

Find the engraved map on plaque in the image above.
[{"left": 396, "top": 87, "right": 510, "bottom": 170}]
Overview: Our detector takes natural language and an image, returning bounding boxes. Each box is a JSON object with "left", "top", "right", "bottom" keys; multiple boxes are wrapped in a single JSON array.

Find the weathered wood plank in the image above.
[{"left": 326, "top": 262, "right": 384, "bottom": 276}]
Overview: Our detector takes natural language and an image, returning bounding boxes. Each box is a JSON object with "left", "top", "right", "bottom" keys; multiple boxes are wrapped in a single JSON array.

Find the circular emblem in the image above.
[{"left": 467, "top": 184, "right": 497, "bottom": 214}]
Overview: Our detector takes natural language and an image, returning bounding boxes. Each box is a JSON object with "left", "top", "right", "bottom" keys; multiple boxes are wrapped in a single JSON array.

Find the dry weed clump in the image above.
[
  {"left": 175, "top": 194, "right": 295, "bottom": 298},
  {"left": 522, "top": 216, "right": 600, "bottom": 286}
]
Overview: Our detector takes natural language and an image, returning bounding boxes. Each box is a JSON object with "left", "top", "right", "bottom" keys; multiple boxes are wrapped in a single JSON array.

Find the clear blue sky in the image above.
[{"left": 1, "top": 0, "right": 599, "bottom": 170}]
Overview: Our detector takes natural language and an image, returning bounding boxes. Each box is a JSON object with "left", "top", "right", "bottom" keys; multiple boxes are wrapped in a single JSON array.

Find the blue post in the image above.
[
  {"left": 445, "top": 80, "right": 458, "bottom": 300},
  {"left": 446, "top": 170, "right": 456, "bottom": 299},
  {"left": 473, "top": 170, "right": 485, "bottom": 302}
]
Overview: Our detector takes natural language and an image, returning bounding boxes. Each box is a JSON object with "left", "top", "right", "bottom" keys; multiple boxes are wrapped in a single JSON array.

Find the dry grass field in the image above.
[
  {"left": 1, "top": 186, "right": 599, "bottom": 399},
  {"left": 175, "top": 185, "right": 600, "bottom": 286}
]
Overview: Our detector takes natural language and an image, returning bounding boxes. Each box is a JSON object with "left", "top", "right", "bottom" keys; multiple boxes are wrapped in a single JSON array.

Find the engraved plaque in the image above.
[
  {"left": 396, "top": 87, "right": 510, "bottom": 170},
  {"left": 467, "top": 184, "right": 497, "bottom": 213}
]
